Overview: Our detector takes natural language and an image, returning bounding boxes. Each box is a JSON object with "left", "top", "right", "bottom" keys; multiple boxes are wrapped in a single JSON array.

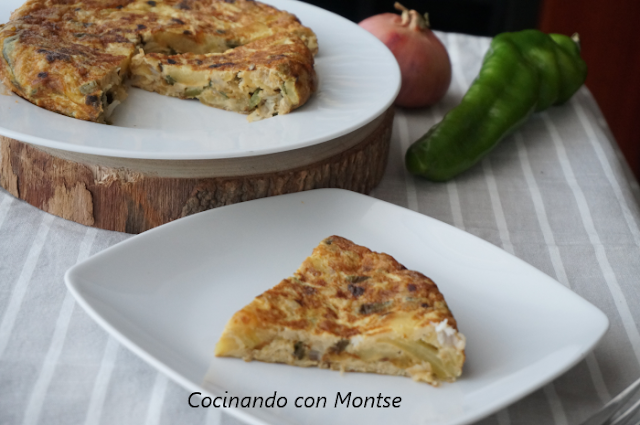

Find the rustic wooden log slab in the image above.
[{"left": 0, "top": 107, "right": 394, "bottom": 234}]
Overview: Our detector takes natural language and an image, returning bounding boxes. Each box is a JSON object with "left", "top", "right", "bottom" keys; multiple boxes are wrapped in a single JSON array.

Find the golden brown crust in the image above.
[
  {"left": 0, "top": 23, "right": 133, "bottom": 122},
  {"left": 215, "top": 236, "right": 466, "bottom": 385},
  {"left": 248, "top": 236, "right": 458, "bottom": 337},
  {"left": 0, "top": 0, "right": 317, "bottom": 122}
]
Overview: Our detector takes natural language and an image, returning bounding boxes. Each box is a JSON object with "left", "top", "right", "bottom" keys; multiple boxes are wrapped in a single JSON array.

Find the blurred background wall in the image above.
[{"left": 301, "top": 0, "right": 640, "bottom": 180}]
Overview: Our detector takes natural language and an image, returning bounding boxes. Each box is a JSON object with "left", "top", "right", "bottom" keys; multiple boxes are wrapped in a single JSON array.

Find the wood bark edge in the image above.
[{"left": 0, "top": 107, "right": 394, "bottom": 234}]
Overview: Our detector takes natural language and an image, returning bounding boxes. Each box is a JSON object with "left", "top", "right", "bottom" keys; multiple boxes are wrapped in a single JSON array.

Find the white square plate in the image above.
[{"left": 65, "top": 189, "right": 609, "bottom": 425}]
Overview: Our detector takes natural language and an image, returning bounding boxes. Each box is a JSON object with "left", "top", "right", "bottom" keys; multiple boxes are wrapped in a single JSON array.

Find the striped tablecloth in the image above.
[{"left": 2, "top": 32, "right": 640, "bottom": 425}]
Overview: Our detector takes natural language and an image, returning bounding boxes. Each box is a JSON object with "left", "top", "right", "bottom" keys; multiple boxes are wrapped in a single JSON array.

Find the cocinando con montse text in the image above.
[{"left": 189, "top": 391, "right": 402, "bottom": 409}]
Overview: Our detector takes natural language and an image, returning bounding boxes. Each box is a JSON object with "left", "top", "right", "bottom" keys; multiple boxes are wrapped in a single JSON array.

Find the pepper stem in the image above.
[{"left": 394, "top": 2, "right": 429, "bottom": 30}]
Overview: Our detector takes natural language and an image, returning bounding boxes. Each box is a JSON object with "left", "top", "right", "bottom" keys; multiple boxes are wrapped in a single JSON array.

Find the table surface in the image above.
[{"left": 2, "top": 31, "right": 640, "bottom": 425}]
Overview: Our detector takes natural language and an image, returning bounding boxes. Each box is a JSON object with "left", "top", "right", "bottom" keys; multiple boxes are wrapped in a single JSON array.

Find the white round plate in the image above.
[{"left": 0, "top": 0, "right": 400, "bottom": 160}]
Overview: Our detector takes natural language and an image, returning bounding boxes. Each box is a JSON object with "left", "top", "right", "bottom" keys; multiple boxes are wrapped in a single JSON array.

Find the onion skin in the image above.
[{"left": 359, "top": 4, "right": 452, "bottom": 108}]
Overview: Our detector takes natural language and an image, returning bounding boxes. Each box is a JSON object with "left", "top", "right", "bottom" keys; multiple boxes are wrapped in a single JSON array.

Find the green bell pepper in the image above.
[{"left": 405, "top": 29, "right": 587, "bottom": 182}]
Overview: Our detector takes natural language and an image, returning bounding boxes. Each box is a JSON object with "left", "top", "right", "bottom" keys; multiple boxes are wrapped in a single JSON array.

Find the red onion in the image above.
[{"left": 359, "top": 3, "right": 451, "bottom": 108}]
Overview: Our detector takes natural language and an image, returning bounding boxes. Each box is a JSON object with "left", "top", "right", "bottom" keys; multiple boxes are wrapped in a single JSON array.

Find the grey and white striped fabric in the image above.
[{"left": 2, "top": 32, "right": 640, "bottom": 425}]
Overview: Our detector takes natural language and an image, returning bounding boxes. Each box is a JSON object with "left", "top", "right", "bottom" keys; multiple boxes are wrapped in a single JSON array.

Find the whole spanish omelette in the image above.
[{"left": 0, "top": 0, "right": 318, "bottom": 123}]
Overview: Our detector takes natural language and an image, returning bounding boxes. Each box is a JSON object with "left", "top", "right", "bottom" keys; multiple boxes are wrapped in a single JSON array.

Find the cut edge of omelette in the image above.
[
  {"left": 129, "top": 34, "right": 317, "bottom": 122},
  {"left": 215, "top": 236, "right": 466, "bottom": 386}
]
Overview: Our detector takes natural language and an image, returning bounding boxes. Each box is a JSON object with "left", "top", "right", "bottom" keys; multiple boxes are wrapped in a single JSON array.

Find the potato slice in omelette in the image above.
[{"left": 215, "top": 236, "right": 466, "bottom": 386}]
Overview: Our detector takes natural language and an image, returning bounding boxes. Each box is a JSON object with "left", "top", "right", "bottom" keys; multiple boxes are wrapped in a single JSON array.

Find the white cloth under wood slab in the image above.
[{"left": 2, "top": 31, "right": 640, "bottom": 425}]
